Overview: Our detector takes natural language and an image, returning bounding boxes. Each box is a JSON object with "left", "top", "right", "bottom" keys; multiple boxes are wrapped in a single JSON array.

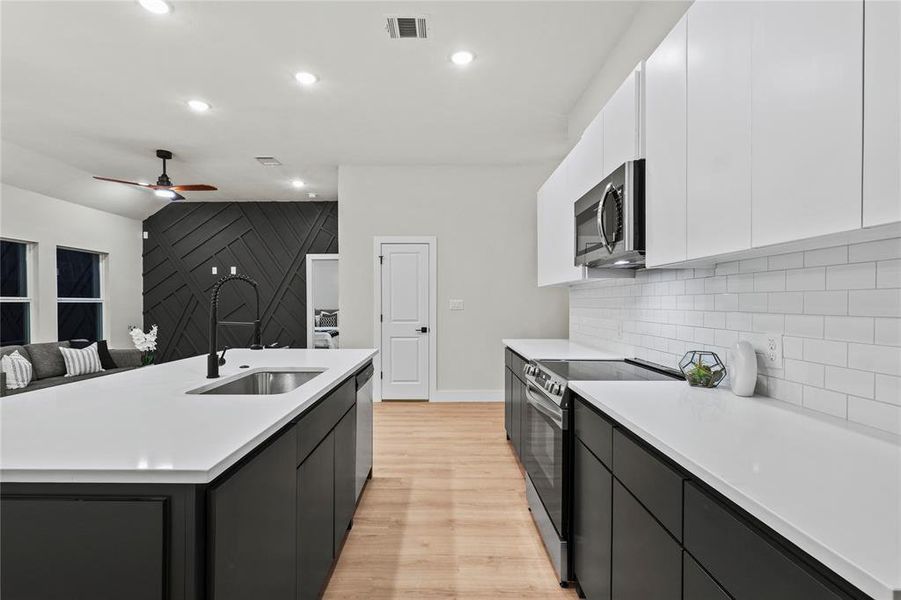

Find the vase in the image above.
[
  {"left": 729, "top": 341, "right": 757, "bottom": 397},
  {"left": 142, "top": 351, "right": 156, "bottom": 366}
]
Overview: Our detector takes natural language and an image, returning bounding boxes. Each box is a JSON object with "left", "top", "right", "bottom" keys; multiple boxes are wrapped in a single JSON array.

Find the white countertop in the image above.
[
  {"left": 569, "top": 380, "right": 901, "bottom": 600},
  {"left": 0, "top": 349, "right": 376, "bottom": 485},
  {"left": 502, "top": 339, "right": 624, "bottom": 361}
]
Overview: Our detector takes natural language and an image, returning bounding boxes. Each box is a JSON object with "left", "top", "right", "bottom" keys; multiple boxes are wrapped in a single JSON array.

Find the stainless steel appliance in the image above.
[
  {"left": 355, "top": 363, "right": 374, "bottom": 501},
  {"left": 574, "top": 160, "right": 646, "bottom": 269},
  {"left": 520, "top": 358, "right": 681, "bottom": 585}
]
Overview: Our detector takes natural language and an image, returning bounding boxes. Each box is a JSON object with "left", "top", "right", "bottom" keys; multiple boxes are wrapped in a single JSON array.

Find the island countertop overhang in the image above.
[{"left": 0, "top": 348, "right": 376, "bottom": 485}]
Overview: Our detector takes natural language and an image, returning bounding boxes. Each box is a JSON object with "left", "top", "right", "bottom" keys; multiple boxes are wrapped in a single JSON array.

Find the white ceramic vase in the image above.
[{"left": 729, "top": 340, "right": 758, "bottom": 397}]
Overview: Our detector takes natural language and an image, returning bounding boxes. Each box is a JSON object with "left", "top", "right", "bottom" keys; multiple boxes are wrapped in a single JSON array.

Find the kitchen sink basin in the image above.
[{"left": 188, "top": 369, "right": 325, "bottom": 395}]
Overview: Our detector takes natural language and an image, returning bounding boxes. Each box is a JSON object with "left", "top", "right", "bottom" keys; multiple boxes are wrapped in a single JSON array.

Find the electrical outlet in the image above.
[
  {"left": 449, "top": 299, "right": 464, "bottom": 311},
  {"left": 765, "top": 334, "right": 782, "bottom": 367},
  {"left": 211, "top": 266, "right": 218, "bottom": 275}
]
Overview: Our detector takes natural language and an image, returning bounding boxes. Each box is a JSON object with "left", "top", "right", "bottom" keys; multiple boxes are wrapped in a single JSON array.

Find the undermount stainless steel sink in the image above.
[{"left": 187, "top": 369, "right": 325, "bottom": 395}]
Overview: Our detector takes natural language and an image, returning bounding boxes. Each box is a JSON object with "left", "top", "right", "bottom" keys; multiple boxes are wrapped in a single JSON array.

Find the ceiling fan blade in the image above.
[
  {"left": 93, "top": 176, "right": 150, "bottom": 187},
  {"left": 168, "top": 184, "right": 218, "bottom": 192}
]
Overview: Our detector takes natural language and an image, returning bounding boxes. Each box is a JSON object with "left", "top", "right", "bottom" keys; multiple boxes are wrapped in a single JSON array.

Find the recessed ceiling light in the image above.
[
  {"left": 308, "top": 192, "right": 318, "bottom": 199},
  {"left": 292, "top": 179, "right": 305, "bottom": 188},
  {"left": 187, "top": 99, "right": 211, "bottom": 112},
  {"left": 450, "top": 50, "right": 475, "bottom": 66},
  {"left": 138, "top": 0, "right": 171, "bottom": 15},
  {"left": 155, "top": 189, "right": 176, "bottom": 199},
  {"left": 294, "top": 72, "right": 318, "bottom": 86}
]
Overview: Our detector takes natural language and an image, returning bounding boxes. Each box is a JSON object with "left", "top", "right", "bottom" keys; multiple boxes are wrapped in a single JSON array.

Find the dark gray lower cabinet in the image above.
[
  {"left": 573, "top": 439, "right": 612, "bottom": 600},
  {"left": 612, "top": 480, "right": 681, "bottom": 600},
  {"left": 503, "top": 366, "right": 524, "bottom": 455},
  {"left": 504, "top": 367, "right": 513, "bottom": 438},
  {"left": 333, "top": 404, "right": 357, "bottom": 552},
  {"left": 209, "top": 427, "right": 298, "bottom": 600},
  {"left": 297, "top": 433, "right": 336, "bottom": 600},
  {"left": 683, "top": 552, "right": 729, "bottom": 600}
]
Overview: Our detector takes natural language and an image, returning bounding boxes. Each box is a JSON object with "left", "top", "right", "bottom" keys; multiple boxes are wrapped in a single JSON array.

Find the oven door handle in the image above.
[{"left": 525, "top": 383, "right": 565, "bottom": 429}]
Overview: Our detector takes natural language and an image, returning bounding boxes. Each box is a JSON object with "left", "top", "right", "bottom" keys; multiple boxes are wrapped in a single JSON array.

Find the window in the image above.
[
  {"left": 57, "top": 247, "right": 104, "bottom": 342},
  {"left": 0, "top": 240, "right": 32, "bottom": 345}
]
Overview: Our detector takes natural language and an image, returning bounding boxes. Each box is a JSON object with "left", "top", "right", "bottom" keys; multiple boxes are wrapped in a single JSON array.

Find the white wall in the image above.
[
  {"left": 570, "top": 236, "right": 901, "bottom": 435},
  {"left": 338, "top": 165, "right": 569, "bottom": 395},
  {"left": 0, "top": 184, "right": 144, "bottom": 348}
]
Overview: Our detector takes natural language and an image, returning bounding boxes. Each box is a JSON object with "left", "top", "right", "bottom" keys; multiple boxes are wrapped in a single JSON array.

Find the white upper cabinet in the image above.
[
  {"left": 602, "top": 70, "right": 642, "bottom": 176},
  {"left": 750, "top": 1, "right": 863, "bottom": 247},
  {"left": 568, "top": 111, "right": 605, "bottom": 201},
  {"left": 686, "top": 1, "right": 753, "bottom": 260},
  {"left": 863, "top": 0, "right": 901, "bottom": 227},
  {"left": 537, "top": 161, "right": 584, "bottom": 287},
  {"left": 645, "top": 15, "right": 687, "bottom": 267}
]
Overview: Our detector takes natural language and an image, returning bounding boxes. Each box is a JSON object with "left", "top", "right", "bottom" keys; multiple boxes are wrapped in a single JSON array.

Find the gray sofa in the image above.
[{"left": 0, "top": 341, "right": 143, "bottom": 397}]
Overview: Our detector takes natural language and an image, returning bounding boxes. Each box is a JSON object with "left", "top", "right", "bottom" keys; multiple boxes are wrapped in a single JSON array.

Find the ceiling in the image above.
[{"left": 1, "top": 1, "right": 642, "bottom": 219}]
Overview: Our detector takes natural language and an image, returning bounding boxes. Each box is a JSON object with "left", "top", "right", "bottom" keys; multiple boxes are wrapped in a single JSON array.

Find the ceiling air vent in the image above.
[
  {"left": 386, "top": 16, "right": 428, "bottom": 39},
  {"left": 255, "top": 156, "right": 282, "bottom": 166}
]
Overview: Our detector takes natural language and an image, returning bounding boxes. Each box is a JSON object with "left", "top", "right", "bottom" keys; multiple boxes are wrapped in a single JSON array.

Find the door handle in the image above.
[{"left": 415, "top": 326, "right": 429, "bottom": 333}]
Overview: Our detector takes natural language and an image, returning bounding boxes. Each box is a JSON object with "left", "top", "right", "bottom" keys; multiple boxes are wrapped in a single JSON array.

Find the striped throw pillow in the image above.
[
  {"left": 59, "top": 343, "right": 104, "bottom": 377},
  {"left": 1, "top": 351, "right": 33, "bottom": 389}
]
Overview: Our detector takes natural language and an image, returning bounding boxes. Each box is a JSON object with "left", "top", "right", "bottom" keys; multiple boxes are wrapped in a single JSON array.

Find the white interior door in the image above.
[{"left": 380, "top": 243, "right": 429, "bottom": 400}]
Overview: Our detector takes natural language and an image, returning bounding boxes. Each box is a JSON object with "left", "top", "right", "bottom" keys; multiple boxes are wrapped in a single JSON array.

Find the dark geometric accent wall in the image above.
[{"left": 142, "top": 202, "right": 338, "bottom": 363}]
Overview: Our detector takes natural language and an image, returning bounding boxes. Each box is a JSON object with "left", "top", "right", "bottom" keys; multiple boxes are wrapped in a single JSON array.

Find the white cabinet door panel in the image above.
[
  {"left": 537, "top": 162, "right": 584, "bottom": 287},
  {"left": 686, "top": 1, "right": 753, "bottom": 259},
  {"left": 603, "top": 71, "right": 640, "bottom": 177},
  {"left": 645, "top": 15, "right": 688, "bottom": 267},
  {"left": 568, "top": 112, "right": 606, "bottom": 201},
  {"left": 750, "top": 0, "right": 863, "bottom": 247},
  {"left": 863, "top": 0, "right": 901, "bottom": 227}
]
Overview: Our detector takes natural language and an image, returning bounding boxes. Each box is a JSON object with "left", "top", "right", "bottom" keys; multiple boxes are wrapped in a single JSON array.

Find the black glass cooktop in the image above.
[{"left": 537, "top": 359, "right": 681, "bottom": 382}]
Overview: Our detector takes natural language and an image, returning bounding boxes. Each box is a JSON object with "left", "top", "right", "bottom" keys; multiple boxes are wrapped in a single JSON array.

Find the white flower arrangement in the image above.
[{"left": 129, "top": 325, "right": 159, "bottom": 364}]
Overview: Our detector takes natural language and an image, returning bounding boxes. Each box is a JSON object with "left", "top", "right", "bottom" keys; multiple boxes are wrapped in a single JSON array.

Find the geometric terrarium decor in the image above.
[{"left": 679, "top": 350, "right": 727, "bottom": 388}]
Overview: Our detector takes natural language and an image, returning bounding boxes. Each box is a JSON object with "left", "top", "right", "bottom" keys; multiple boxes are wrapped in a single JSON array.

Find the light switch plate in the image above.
[
  {"left": 449, "top": 299, "right": 464, "bottom": 311},
  {"left": 211, "top": 266, "right": 218, "bottom": 275},
  {"left": 230, "top": 266, "right": 237, "bottom": 275}
]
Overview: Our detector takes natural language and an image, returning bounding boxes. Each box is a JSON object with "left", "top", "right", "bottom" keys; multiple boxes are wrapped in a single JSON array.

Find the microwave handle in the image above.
[{"left": 597, "top": 182, "right": 615, "bottom": 254}]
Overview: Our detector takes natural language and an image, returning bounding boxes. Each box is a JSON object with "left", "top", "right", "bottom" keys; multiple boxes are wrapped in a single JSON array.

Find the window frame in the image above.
[
  {"left": 0, "top": 238, "right": 36, "bottom": 346},
  {"left": 55, "top": 246, "right": 107, "bottom": 342}
]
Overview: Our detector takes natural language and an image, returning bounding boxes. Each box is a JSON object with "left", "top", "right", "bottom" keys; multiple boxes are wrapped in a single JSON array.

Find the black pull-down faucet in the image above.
[{"left": 208, "top": 274, "right": 263, "bottom": 378}]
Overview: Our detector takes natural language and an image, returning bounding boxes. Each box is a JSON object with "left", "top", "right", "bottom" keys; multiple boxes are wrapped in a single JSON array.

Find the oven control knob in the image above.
[{"left": 551, "top": 383, "right": 562, "bottom": 395}]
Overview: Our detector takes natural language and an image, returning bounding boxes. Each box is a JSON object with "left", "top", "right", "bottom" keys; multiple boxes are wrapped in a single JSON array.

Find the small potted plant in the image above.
[
  {"left": 130, "top": 325, "right": 159, "bottom": 366},
  {"left": 678, "top": 351, "right": 726, "bottom": 388}
]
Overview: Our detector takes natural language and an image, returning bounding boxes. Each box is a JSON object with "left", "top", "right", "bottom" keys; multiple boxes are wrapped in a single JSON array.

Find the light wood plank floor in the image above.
[{"left": 324, "top": 402, "right": 578, "bottom": 599}]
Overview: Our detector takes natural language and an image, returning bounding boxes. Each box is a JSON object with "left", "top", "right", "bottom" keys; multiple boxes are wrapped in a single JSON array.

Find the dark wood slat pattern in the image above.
[{"left": 143, "top": 202, "right": 338, "bottom": 362}]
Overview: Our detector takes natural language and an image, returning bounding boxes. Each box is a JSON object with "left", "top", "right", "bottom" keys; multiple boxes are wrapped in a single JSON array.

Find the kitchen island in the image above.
[{"left": 0, "top": 348, "right": 376, "bottom": 600}]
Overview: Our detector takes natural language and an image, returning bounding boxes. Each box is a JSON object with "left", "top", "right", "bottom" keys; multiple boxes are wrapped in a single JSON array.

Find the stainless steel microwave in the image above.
[{"left": 574, "top": 160, "right": 646, "bottom": 269}]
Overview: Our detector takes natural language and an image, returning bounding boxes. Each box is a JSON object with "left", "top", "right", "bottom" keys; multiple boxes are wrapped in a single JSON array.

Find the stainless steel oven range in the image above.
[{"left": 520, "top": 358, "right": 682, "bottom": 586}]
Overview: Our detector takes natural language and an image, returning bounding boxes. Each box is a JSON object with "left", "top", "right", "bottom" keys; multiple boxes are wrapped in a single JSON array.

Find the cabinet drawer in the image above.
[
  {"left": 684, "top": 482, "right": 847, "bottom": 600},
  {"left": 684, "top": 552, "right": 729, "bottom": 600},
  {"left": 612, "top": 480, "right": 681, "bottom": 600},
  {"left": 575, "top": 398, "right": 613, "bottom": 467},
  {"left": 296, "top": 379, "right": 355, "bottom": 466},
  {"left": 613, "top": 429, "right": 684, "bottom": 540}
]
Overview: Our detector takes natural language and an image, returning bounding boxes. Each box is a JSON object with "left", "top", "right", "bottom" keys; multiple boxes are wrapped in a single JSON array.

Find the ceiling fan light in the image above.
[
  {"left": 138, "top": 0, "right": 171, "bottom": 15},
  {"left": 155, "top": 189, "right": 177, "bottom": 199},
  {"left": 450, "top": 50, "right": 475, "bottom": 66}
]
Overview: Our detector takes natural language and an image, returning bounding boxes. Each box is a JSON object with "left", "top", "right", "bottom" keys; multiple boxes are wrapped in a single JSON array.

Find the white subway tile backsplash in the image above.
[
  {"left": 803, "top": 291, "right": 848, "bottom": 315},
  {"left": 802, "top": 386, "right": 847, "bottom": 418},
  {"left": 824, "top": 316, "right": 875, "bottom": 344},
  {"left": 754, "top": 271, "right": 786, "bottom": 292},
  {"left": 847, "top": 343, "right": 901, "bottom": 376},
  {"left": 847, "top": 397, "right": 901, "bottom": 435},
  {"left": 876, "top": 259, "right": 901, "bottom": 289},
  {"left": 824, "top": 366, "right": 874, "bottom": 398},
  {"left": 875, "top": 374, "right": 901, "bottom": 406},
  {"left": 802, "top": 339, "right": 847, "bottom": 366},
  {"left": 786, "top": 267, "right": 826, "bottom": 291},
  {"left": 805, "top": 246, "right": 848, "bottom": 267},
  {"left": 570, "top": 235, "right": 901, "bottom": 433},
  {"left": 784, "top": 315, "right": 825, "bottom": 338},
  {"left": 849, "top": 238, "right": 901, "bottom": 263},
  {"left": 849, "top": 289, "right": 901, "bottom": 318},
  {"left": 826, "top": 263, "right": 876, "bottom": 290},
  {"left": 875, "top": 318, "right": 901, "bottom": 347}
]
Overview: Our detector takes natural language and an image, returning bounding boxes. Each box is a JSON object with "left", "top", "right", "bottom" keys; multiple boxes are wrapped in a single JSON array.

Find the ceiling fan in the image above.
[{"left": 94, "top": 149, "right": 217, "bottom": 201}]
